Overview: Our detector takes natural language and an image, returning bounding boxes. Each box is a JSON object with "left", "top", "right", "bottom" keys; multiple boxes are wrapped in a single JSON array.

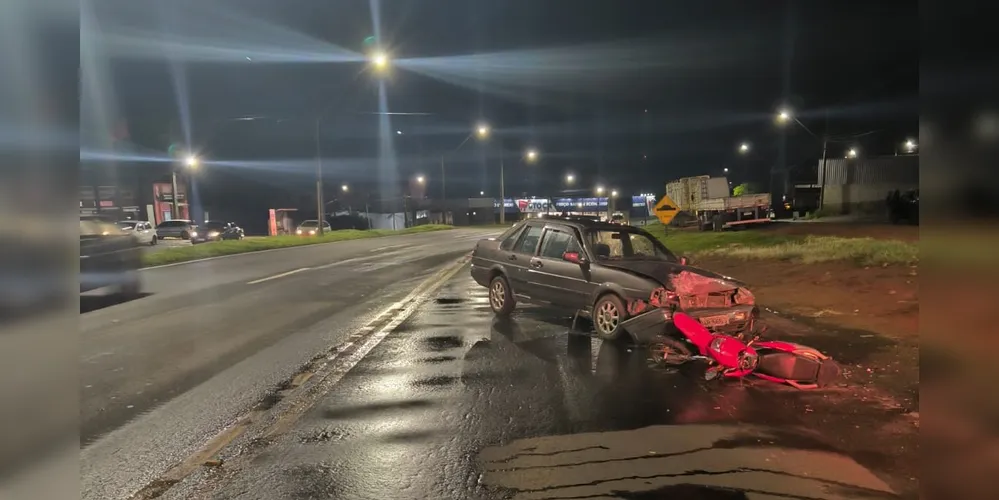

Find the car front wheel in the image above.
[
  {"left": 593, "top": 294, "right": 627, "bottom": 340},
  {"left": 488, "top": 275, "right": 515, "bottom": 316}
]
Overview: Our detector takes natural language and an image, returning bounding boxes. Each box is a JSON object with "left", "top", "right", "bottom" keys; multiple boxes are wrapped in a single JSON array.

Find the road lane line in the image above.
[
  {"left": 246, "top": 267, "right": 311, "bottom": 285},
  {"left": 369, "top": 244, "right": 408, "bottom": 253},
  {"left": 131, "top": 253, "right": 472, "bottom": 500}
]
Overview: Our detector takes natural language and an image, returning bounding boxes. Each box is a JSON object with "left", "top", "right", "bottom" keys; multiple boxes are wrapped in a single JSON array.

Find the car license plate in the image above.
[{"left": 700, "top": 315, "right": 729, "bottom": 327}]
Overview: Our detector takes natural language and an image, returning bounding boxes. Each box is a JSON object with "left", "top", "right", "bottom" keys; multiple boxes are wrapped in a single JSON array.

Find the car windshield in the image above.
[
  {"left": 586, "top": 229, "right": 677, "bottom": 262},
  {"left": 299, "top": 220, "right": 319, "bottom": 228},
  {"left": 204, "top": 221, "right": 226, "bottom": 230},
  {"left": 157, "top": 220, "right": 188, "bottom": 228}
]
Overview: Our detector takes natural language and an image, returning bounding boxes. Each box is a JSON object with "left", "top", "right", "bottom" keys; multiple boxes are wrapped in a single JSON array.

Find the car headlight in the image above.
[
  {"left": 208, "top": 231, "right": 219, "bottom": 237},
  {"left": 190, "top": 231, "right": 198, "bottom": 237},
  {"left": 309, "top": 230, "right": 316, "bottom": 235},
  {"left": 296, "top": 229, "right": 303, "bottom": 235}
]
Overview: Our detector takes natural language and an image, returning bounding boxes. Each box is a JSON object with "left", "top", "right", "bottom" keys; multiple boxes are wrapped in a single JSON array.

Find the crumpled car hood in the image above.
[{"left": 597, "top": 259, "right": 749, "bottom": 294}]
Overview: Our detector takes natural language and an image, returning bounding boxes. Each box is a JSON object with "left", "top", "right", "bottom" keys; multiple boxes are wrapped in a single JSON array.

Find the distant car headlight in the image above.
[
  {"left": 309, "top": 230, "right": 316, "bottom": 235},
  {"left": 208, "top": 231, "right": 219, "bottom": 238},
  {"left": 296, "top": 229, "right": 303, "bottom": 235}
]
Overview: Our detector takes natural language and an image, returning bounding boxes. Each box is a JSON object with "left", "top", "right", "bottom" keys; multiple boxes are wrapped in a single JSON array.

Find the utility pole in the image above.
[
  {"left": 817, "top": 136, "right": 829, "bottom": 209},
  {"left": 315, "top": 117, "right": 324, "bottom": 235},
  {"left": 499, "top": 143, "right": 506, "bottom": 225}
]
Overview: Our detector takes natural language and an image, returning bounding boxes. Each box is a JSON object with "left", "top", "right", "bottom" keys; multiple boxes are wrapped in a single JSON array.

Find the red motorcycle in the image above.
[{"left": 651, "top": 312, "right": 841, "bottom": 389}]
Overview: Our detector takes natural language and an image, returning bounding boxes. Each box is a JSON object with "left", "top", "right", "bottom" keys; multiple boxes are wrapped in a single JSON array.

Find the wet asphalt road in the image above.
[
  {"left": 80, "top": 228, "right": 499, "bottom": 499},
  {"left": 159, "top": 268, "right": 918, "bottom": 500}
]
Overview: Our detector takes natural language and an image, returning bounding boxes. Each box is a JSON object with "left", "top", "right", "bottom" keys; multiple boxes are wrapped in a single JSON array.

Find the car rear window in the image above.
[
  {"left": 513, "top": 225, "right": 543, "bottom": 254},
  {"left": 499, "top": 224, "right": 526, "bottom": 251},
  {"left": 158, "top": 220, "right": 188, "bottom": 228}
]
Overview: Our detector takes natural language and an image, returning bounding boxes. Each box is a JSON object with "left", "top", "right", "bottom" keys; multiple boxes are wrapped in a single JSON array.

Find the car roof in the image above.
[{"left": 528, "top": 216, "right": 642, "bottom": 232}]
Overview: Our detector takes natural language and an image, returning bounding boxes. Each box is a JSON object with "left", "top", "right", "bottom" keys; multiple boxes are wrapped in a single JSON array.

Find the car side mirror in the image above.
[
  {"left": 679, "top": 256, "right": 690, "bottom": 266},
  {"left": 563, "top": 251, "right": 588, "bottom": 266}
]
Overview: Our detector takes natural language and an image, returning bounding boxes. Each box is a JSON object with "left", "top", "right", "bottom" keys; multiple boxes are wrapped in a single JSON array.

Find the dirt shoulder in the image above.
[{"left": 698, "top": 256, "right": 918, "bottom": 340}]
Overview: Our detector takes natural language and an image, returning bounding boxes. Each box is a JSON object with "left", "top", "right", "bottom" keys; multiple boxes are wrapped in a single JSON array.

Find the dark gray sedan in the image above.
[{"left": 470, "top": 217, "right": 759, "bottom": 342}]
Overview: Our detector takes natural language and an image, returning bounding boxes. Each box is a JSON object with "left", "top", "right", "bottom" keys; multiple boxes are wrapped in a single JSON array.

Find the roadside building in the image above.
[{"left": 816, "top": 154, "right": 918, "bottom": 215}]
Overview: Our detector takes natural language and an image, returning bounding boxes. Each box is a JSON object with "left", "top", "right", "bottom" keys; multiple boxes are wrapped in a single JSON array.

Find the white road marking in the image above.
[
  {"left": 246, "top": 267, "right": 311, "bottom": 285},
  {"left": 369, "top": 244, "right": 408, "bottom": 253}
]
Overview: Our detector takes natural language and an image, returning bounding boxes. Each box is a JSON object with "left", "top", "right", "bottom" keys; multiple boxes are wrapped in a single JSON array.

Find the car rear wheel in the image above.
[
  {"left": 488, "top": 275, "right": 515, "bottom": 316},
  {"left": 593, "top": 294, "right": 627, "bottom": 340}
]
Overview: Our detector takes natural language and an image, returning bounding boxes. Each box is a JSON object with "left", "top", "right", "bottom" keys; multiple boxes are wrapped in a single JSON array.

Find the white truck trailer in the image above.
[{"left": 665, "top": 175, "right": 772, "bottom": 231}]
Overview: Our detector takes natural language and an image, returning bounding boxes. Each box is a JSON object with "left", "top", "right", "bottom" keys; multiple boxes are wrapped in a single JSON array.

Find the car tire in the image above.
[
  {"left": 150, "top": 235, "right": 157, "bottom": 246},
  {"left": 488, "top": 275, "right": 516, "bottom": 316},
  {"left": 181, "top": 230, "right": 190, "bottom": 240},
  {"left": 593, "top": 293, "right": 628, "bottom": 341}
]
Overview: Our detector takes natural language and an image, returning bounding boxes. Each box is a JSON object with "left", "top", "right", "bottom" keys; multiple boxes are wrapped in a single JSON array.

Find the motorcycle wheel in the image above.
[{"left": 648, "top": 336, "right": 693, "bottom": 366}]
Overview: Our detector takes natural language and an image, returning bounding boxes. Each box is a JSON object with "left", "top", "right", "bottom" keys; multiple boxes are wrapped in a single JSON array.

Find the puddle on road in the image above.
[
  {"left": 412, "top": 375, "right": 459, "bottom": 387},
  {"left": 423, "top": 335, "right": 464, "bottom": 351},
  {"left": 320, "top": 399, "right": 436, "bottom": 420},
  {"left": 419, "top": 355, "right": 458, "bottom": 364}
]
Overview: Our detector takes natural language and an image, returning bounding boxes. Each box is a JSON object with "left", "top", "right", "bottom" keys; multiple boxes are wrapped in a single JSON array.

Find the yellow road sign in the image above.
[{"left": 654, "top": 194, "right": 680, "bottom": 225}]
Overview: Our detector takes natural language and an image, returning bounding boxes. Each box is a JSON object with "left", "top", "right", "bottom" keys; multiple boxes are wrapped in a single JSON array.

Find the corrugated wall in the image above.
[{"left": 818, "top": 156, "right": 919, "bottom": 186}]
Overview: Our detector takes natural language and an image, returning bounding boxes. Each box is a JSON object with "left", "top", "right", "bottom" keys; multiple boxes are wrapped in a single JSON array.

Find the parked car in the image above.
[
  {"left": 155, "top": 219, "right": 197, "bottom": 240},
  {"left": 117, "top": 220, "right": 157, "bottom": 245},
  {"left": 470, "top": 217, "right": 759, "bottom": 342},
  {"left": 192, "top": 221, "right": 244, "bottom": 243},
  {"left": 296, "top": 220, "right": 332, "bottom": 236},
  {"left": 80, "top": 218, "right": 142, "bottom": 297}
]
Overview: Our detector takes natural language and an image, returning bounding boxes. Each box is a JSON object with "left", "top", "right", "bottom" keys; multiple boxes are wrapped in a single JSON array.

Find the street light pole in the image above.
[
  {"left": 499, "top": 142, "right": 506, "bottom": 225},
  {"left": 817, "top": 136, "right": 828, "bottom": 209},
  {"left": 440, "top": 154, "right": 446, "bottom": 201},
  {"left": 315, "top": 117, "right": 324, "bottom": 236},
  {"left": 171, "top": 169, "right": 180, "bottom": 219}
]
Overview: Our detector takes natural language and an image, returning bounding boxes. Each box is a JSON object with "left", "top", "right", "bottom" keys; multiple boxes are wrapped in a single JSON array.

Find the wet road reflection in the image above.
[{"left": 187, "top": 272, "right": 910, "bottom": 500}]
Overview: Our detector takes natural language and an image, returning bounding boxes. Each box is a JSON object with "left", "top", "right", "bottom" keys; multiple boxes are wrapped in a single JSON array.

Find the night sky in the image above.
[{"left": 85, "top": 0, "right": 918, "bottom": 224}]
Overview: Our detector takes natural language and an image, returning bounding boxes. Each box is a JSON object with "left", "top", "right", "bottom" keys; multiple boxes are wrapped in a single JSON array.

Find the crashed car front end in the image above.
[{"left": 621, "top": 270, "right": 759, "bottom": 344}]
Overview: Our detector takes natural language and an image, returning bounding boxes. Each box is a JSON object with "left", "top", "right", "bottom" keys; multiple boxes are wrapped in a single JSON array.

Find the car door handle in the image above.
[
  {"left": 530, "top": 259, "right": 543, "bottom": 269},
  {"left": 508, "top": 254, "right": 517, "bottom": 261}
]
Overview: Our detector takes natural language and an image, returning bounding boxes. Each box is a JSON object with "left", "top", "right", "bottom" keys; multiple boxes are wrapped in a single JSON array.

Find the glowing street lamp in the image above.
[
  {"left": 723, "top": 167, "right": 729, "bottom": 173},
  {"left": 739, "top": 142, "right": 750, "bottom": 154},
  {"left": 476, "top": 124, "right": 490, "bottom": 139},
  {"left": 526, "top": 149, "right": 538, "bottom": 162},
  {"left": 341, "top": 184, "right": 349, "bottom": 192},
  {"left": 776, "top": 108, "right": 792, "bottom": 124},
  {"left": 610, "top": 189, "right": 618, "bottom": 197},
  {"left": 416, "top": 175, "right": 425, "bottom": 184},
  {"left": 185, "top": 155, "right": 199, "bottom": 169},
  {"left": 595, "top": 186, "right": 605, "bottom": 195},
  {"left": 371, "top": 51, "right": 390, "bottom": 71},
  {"left": 479, "top": 191, "right": 485, "bottom": 196},
  {"left": 565, "top": 174, "right": 575, "bottom": 184},
  {"left": 846, "top": 148, "right": 858, "bottom": 159},
  {"left": 904, "top": 139, "right": 917, "bottom": 153}
]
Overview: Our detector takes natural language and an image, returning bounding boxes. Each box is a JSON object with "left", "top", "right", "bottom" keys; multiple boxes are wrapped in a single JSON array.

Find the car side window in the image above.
[
  {"left": 539, "top": 229, "right": 581, "bottom": 260},
  {"left": 513, "top": 225, "right": 543, "bottom": 254},
  {"left": 499, "top": 225, "right": 526, "bottom": 251}
]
